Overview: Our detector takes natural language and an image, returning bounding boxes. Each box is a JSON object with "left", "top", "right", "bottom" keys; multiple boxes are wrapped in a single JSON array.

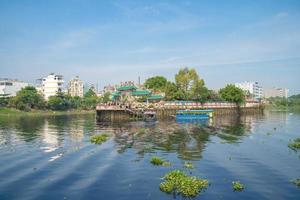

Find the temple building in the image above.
[{"left": 110, "top": 81, "right": 164, "bottom": 103}]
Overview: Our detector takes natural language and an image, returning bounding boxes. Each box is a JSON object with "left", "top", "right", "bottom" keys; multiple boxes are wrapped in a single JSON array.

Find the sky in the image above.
[{"left": 0, "top": 0, "right": 300, "bottom": 94}]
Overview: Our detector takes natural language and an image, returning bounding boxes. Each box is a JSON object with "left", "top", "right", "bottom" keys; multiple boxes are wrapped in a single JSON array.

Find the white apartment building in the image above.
[
  {"left": 0, "top": 79, "right": 29, "bottom": 97},
  {"left": 37, "top": 74, "right": 64, "bottom": 100},
  {"left": 68, "top": 76, "right": 84, "bottom": 97},
  {"left": 235, "top": 81, "right": 263, "bottom": 100},
  {"left": 264, "top": 87, "right": 289, "bottom": 98}
]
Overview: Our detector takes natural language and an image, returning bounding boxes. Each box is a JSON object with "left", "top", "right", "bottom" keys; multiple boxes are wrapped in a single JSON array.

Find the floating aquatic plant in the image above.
[
  {"left": 150, "top": 156, "right": 171, "bottom": 166},
  {"left": 160, "top": 170, "right": 209, "bottom": 197},
  {"left": 150, "top": 156, "right": 164, "bottom": 165},
  {"left": 232, "top": 181, "right": 245, "bottom": 191},
  {"left": 162, "top": 161, "right": 172, "bottom": 166},
  {"left": 288, "top": 138, "right": 300, "bottom": 151},
  {"left": 184, "top": 162, "right": 194, "bottom": 169},
  {"left": 90, "top": 133, "right": 110, "bottom": 145},
  {"left": 291, "top": 178, "right": 300, "bottom": 187}
]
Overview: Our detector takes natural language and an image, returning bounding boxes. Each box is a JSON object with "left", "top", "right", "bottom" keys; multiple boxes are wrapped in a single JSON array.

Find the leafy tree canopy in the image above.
[
  {"left": 219, "top": 84, "right": 245, "bottom": 104},
  {"left": 144, "top": 76, "right": 167, "bottom": 92},
  {"left": 9, "top": 86, "right": 45, "bottom": 111}
]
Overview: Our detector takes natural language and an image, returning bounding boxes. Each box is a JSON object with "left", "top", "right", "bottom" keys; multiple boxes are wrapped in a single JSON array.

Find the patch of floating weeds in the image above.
[
  {"left": 184, "top": 162, "right": 194, "bottom": 169},
  {"left": 150, "top": 156, "right": 164, "bottom": 165},
  {"left": 288, "top": 138, "right": 300, "bottom": 151},
  {"left": 150, "top": 156, "right": 171, "bottom": 166},
  {"left": 232, "top": 181, "right": 245, "bottom": 191},
  {"left": 162, "top": 161, "right": 172, "bottom": 166},
  {"left": 90, "top": 133, "right": 110, "bottom": 145},
  {"left": 160, "top": 170, "right": 209, "bottom": 197},
  {"left": 291, "top": 178, "right": 300, "bottom": 187}
]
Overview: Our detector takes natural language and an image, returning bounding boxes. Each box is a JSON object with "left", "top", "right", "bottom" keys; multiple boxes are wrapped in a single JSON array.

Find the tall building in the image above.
[
  {"left": 235, "top": 81, "right": 263, "bottom": 100},
  {"left": 68, "top": 76, "right": 84, "bottom": 97},
  {"left": 0, "top": 78, "right": 29, "bottom": 97},
  {"left": 264, "top": 87, "right": 289, "bottom": 98},
  {"left": 37, "top": 73, "right": 64, "bottom": 100}
]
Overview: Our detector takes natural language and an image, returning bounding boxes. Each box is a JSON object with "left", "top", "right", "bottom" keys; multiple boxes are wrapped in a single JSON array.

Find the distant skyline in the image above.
[{"left": 1, "top": 0, "right": 300, "bottom": 94}]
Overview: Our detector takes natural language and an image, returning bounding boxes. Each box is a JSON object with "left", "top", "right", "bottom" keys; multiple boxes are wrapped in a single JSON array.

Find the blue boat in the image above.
[{"left": 176, "top": 109, "right": 214, "bottom": 120}]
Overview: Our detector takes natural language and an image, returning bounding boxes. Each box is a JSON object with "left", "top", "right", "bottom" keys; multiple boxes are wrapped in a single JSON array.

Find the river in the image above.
[{"left": 0, "top": 110, "right": 299, "bottom": 199}]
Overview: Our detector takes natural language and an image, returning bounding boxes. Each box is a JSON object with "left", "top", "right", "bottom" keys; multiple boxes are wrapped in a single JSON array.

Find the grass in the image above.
[
  {"left": 288, "top": 138, "right": 300, "bottom": 151},
  {"left": 160, "top": 170, "right": 209, "bottom": 197},
  {"left": 150, "top": 156, "right": 171, "bottom": 166},
  {"left": 232, "top": 181, "right": 245, "bottom": 191},
  {"left": 184, "top": 162, "right": 194, "bottom": 169},
  {"left": 90, "top": 133, "right": 110, "bottom": 145},
  {"left": 291, "top": 179, "right": 300, "bottom": 187}
]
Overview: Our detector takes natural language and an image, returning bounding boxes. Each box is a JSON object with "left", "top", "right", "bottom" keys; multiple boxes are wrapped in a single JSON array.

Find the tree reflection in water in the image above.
[
  {"left": 98, "top": 114, "right": 261, "bottom": 160},
  {"left": 0, "top": 113, "right": 262, "bottom": 160}
]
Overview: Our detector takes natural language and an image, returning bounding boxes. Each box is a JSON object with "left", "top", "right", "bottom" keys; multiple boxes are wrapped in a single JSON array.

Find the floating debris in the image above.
[
  {"left": 90, "top": 133, "right": 110, "bottom": 145},
  {"left": 160, "top": 170, "right": 209, "bottom": 197},
  {"left": 232, "top": 181, "right": 245, "bottom": 191},
  {"left": 288, "top": 138, "right": 300, "bottom": 151}
]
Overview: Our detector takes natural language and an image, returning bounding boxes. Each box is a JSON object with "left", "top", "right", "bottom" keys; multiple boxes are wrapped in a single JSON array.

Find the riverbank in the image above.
[
  {"left": 0, "top": 107, "right": 95, "bottom": 116},
  {"left": 265, "top": 104, "right": 300, "bottom": 112}
]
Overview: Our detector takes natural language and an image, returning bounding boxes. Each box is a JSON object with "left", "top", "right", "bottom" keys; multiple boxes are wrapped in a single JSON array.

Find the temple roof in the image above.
[
  {"left": 132, "top": 90, "right": 151, "bottom": 96},
  {"left": 117, "top": 85, "right": 137, "bottom": 91},
  {"left": 147, "top": 94, "right": 164, "bottom": 100}
]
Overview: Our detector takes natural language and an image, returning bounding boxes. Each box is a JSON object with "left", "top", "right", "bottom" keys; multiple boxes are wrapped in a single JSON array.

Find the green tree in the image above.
[
  {"left": 102, "top": 92, "right": 111, "bottom": 103},
  {"left": 219, "top": 84, "right": 245, "bottom": 105},
  {"left": 164, "top": 81, "right": 185, "bottom": 101},
  {"left": 9, "top": 86, "right": 46, "bottom": 111},
  {"left": 70, "top": 96, "right": 82, "bottom": 109},
  {"left": 84, "top": 88, "right": 97, "bottom": 98},
  {"left": 144, "top": 76, "right": 167, "bottom": 92},
  {"left": 175, "top": 67, "right": 198, "bottom": 95},
  {"left": 48, "top": 92, "right": 72, "bottom": 110},
  {"left": 190, "top": 78, "right": 209, "bottom": 103}
]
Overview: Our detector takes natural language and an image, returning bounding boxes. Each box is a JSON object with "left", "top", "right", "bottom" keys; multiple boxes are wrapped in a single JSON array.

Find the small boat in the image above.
[
  {"left": 176, "top": 109, "right": 214, "bottom": 120},
  {"left": 143, "top": 110, "right": 157, "bottom": 121}
]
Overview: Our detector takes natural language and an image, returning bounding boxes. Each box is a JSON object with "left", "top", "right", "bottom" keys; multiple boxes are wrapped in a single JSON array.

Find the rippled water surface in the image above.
[{"left": 0, "top": 111, "right": 299, "bottom": 200}]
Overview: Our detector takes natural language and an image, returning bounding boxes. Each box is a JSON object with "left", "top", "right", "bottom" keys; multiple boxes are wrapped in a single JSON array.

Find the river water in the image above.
[{"left": 0, "top": 111, "right": 299, "bottom": 200}]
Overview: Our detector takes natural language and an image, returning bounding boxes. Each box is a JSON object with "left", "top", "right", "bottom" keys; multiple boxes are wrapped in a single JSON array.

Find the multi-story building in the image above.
[
  {"left": 235, "top": 81, "right": 263, "bottom": 100},
  {"left": 264, "top": 87, "right": 289, "bottom": 98},
  {"left": 37, "top": 73, "right": 64, "bottom": 100},
  {"left": 0, "top": 78, "right": 29, "bottom": 97},
  {"left": 68, "top": 76, "right": 83, "bottom": 97}
]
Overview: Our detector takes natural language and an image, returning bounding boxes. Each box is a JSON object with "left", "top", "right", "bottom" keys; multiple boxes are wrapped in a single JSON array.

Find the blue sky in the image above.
[{"left": 0, "top": 0, "right": 300, "bottom": 94}]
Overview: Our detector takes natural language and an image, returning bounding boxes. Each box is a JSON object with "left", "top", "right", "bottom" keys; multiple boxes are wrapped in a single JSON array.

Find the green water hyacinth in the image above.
[
  {"left": 90, "top": 133, "right": 110, "bottom": 145},
  {"left": 291, "top": 178, "right": 300, "bottom": 187},
  {"left": 150, "top": 156, "right": 171, "bottom": 166},
  {"left": 288, "top": 138, "right": 300, "bottom": 151},
  {"left": 232, "top": 181, "right": 245, "bottom": 191},
  {"left": 160, "top": 170, "right": 209, "bottom": 197},
  {"left": 184, "top": 162, "right": 194, "bottom": 169}
]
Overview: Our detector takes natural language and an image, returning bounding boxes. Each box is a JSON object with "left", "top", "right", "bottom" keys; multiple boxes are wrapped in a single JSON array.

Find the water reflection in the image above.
[{"left": 0, "top": 114, "right": 261, "bottom": 160}]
